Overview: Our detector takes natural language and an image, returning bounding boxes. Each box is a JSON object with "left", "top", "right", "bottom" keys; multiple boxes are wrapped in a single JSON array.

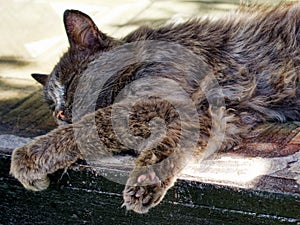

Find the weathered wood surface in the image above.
[
  {"left": 1, "top": 153, "right": 300, "bottom": 225},
  {"left": 1, "top": 134, "right": 300, "bottom": 225},
  {"left": 0, "top": 90, "right": 55, "bottom": 137},
  {"left": 1, "top": 91, "right": 300, "bottom": 224}
]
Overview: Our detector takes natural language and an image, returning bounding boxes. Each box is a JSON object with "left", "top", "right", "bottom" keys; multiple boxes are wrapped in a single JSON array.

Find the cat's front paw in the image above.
[
  {"left": 123, "top": 169, "right": 176, "bottom": 213},
  {"left": 10, "top": 146, "right": 50, "bottom": 191}
]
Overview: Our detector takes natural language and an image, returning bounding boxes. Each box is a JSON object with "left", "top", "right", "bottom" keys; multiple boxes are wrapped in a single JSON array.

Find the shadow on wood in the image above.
[{"left": 1, "top": 153, "right": 300, "bottom": 225}]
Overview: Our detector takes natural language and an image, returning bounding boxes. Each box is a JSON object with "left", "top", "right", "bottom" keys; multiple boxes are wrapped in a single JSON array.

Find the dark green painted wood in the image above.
[{"left": 1, "top": 153, "right": 299, "bottom": 225}]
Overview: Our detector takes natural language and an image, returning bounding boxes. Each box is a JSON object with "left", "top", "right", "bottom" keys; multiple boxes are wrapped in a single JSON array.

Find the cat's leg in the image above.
[
  {"left": 121, "top": 99, "right": 265, "bottom": 213},
  {"left": 10, "top": 125, "right": 82, "bottom": 191},
  {"left": 122, "top": 99, "right": 206, "bottom": 213},
  {"left": 123, "top": 135, "right": 197, "bottom": 213},
  {"left": 10, "top": 107, "right": 125, "bottom": 191}
]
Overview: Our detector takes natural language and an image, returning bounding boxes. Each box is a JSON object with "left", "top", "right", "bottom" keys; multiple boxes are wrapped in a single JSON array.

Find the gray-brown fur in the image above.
[{"left": 10, "top": 2, "right": 300, "bottom": 213}]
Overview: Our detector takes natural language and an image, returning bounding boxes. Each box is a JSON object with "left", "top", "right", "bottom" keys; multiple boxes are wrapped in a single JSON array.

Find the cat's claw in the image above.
[{"left": 123, "top": 170, "right": 172, "bottom": 214}]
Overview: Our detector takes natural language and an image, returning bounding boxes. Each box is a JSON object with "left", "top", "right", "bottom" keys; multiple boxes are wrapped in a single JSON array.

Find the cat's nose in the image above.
[{"left": 55, "top": 110, "right": 65, "bottom": 120}]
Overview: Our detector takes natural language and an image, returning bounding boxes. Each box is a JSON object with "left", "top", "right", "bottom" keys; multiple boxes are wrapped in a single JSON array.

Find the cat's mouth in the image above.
[{"left": 56, "top": 119, "right": 70, "bottom": 126}]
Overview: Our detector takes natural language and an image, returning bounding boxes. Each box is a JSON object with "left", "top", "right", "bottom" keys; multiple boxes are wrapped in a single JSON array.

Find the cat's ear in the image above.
[
  {"left": 31, "top": 73, "right": 48, "bottom": 86},
  {"left": 63, "top": 10, "right": 111, "bottom": 51}
]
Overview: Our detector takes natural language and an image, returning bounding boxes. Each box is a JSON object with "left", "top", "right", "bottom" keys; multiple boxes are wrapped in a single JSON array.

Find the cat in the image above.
[{"left": 10, "top": 2, "right": 300, "bottom": 213}]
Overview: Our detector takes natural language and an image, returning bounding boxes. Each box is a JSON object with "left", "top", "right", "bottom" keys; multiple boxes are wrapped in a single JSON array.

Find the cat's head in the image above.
[{"left": 32, "top": 10, "right": 119, "bottom": 125}]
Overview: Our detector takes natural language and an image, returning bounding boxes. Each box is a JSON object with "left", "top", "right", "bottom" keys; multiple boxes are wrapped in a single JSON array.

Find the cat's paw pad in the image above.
[{"left": 122, "top": 171, "right": 170, "bottom": 213}]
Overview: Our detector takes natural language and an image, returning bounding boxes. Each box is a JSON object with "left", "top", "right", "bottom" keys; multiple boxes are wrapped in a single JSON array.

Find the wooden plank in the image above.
[
  {"left": 0, "top": 92, "right": 300, "bottom": 224},
  {"left": 1, "top": 153, "right": 299, "bottom": 225},
  {"left": 0, "top": 90, "right": 56, "bottom": 137}
]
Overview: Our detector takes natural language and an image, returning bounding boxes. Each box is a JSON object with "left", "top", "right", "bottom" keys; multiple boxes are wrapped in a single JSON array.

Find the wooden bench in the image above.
[{"left": 0, "top": 90, "right": 299, "bottom": 224}]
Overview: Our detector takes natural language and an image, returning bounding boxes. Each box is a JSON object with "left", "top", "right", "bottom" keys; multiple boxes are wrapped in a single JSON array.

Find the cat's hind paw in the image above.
[{"left": 122, "top": 170, "right": 175, "bottom": 213}]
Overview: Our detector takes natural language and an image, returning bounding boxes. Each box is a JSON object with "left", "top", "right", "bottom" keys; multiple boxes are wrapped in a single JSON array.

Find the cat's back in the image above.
[{"left": 123, "top": 2, "right": 300, "bottom": 51}]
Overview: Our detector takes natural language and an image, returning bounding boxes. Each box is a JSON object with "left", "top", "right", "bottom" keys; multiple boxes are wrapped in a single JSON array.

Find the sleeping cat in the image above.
[{"left": 10, "top": 2, "right": 300, "bottom": 213}]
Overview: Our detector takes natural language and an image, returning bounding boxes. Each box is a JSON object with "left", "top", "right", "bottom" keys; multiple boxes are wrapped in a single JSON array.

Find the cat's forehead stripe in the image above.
[{"left": 48, "top": 76, "right": 66, "bottom": 108}]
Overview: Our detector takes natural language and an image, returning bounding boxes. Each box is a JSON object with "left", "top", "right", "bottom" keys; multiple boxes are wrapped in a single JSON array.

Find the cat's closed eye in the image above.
[{"left": 46, "top": 99, "right": 56, "bottom": 111}]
